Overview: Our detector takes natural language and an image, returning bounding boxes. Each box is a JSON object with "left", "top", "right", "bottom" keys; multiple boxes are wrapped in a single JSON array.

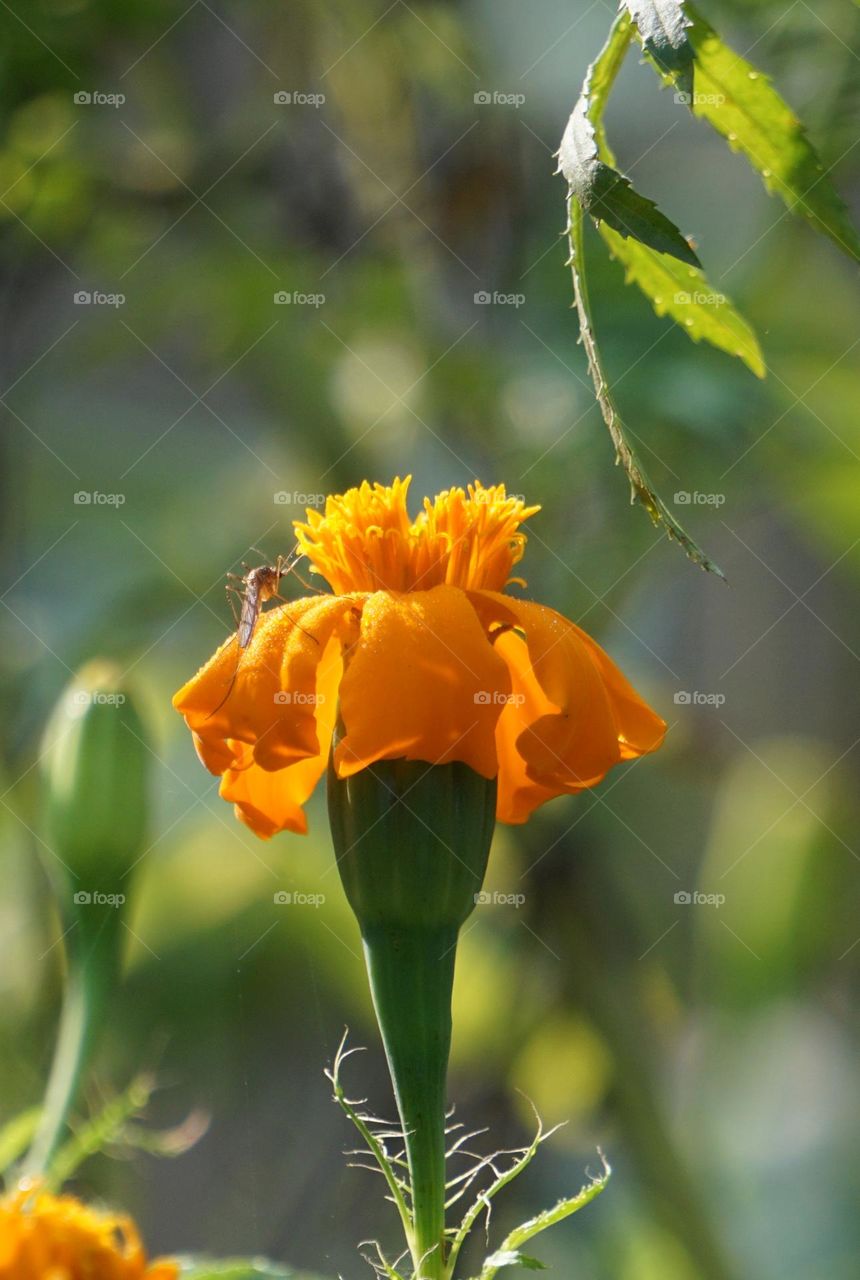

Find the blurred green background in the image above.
[{"left": 1, "top": 0, "right": 859, "bottom": 1276}]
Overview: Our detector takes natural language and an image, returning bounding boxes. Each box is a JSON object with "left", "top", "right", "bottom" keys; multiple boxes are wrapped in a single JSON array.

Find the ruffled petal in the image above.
[
  {"left": 334, "top": 585, "right": 511, "bottom": 780},
  {"left": 173, "top": 593, "right": 359, "bottom": 775},
  {"left": 471, "top": 592, "right": 666, "bottom": 823},
  {"left": 220, "top": 639, "right": 343, "bottom": 837}
]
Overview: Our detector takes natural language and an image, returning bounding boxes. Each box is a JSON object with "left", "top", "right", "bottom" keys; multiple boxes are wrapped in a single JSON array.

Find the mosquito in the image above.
[{"left": 207, "top": 544, "right": 318, "bottom": 718}]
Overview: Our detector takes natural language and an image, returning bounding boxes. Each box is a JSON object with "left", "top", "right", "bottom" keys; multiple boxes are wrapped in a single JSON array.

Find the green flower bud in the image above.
[
  {"left": 41, "top": 660, "right": 150, "bottom": 897},
  {"left": 26, "top": 661, "right": 151, "bottom": 1177},
  {"left": 328, "top": 742, "right": 496, "bottom": 1280}
]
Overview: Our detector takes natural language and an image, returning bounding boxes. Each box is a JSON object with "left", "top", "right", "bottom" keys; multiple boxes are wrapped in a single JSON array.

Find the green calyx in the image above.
[
  {"left": 328, "top": 746, "right": 497, "bottom": 1279},
  {"left": 24, "top": 661, "right": 152, "bottom": 1177},
  {"left": 41, "top": 660, "right": 150, "bottom": 892}
]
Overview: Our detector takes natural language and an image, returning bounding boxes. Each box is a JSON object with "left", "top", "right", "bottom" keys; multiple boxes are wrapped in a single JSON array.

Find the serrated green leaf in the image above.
[
  {"left": 681, "top": 3, "right": 860, "bottom": 262},
  {"left": 585, "top": 11, "right": 763, "bottom": 378},
  {"left": 624, "top": 0, "right": 693, "bottom": 96},
  {"left": 598, "top": 223, "right": 765, "bottom": 376},
  {"left": 568, "top": 201, "right": 723, "bottom": 575},
  {"left": 558, "top": 97, "right": 700, "bottom": 268},
  {"left": 178, "top": 1259, "right": 327, "bottom": 1280},
  {"left": 484, "top": 1250, "right": 547, "bottom": 1271},
  {"left": 476, "top": 1155, "right": 612, "bottom": 1280}
]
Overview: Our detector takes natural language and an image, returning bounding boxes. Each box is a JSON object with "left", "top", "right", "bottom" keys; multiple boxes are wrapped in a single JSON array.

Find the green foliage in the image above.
[
  {"left": 560, "top": 0, "right": 860, "bottom": 571},
  {"left": 597, "top": 225, "right": 765, "bottom": 377},
  {"left": 567, "top": 201, "right": 723, "bottom": 576},
  {"left": 466, "top": 1157, "right": 611, "bottom": 1280},
  {"left": 557, "top": 93, "right": 699, "bottom": 268},
  {"left": 623, "top": 0, "right": 694, "bottom": 95},
  {"left": 682, "top": 5, "right": 860, "bottom": 263}
]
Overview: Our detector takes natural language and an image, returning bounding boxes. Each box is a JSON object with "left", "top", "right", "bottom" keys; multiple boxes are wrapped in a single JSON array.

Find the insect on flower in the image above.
[{"left": 208, "top": 545, "right": 318, "bottom": 717}]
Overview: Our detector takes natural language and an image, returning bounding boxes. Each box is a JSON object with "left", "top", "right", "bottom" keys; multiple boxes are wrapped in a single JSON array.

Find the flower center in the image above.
[{"left": 294, "top": 478, "right": 540, "bottom": 595}]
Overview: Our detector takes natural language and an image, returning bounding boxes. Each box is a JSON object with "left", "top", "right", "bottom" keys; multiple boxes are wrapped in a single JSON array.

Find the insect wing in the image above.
[{"left": 238, "top": 580, "right": 261, "bottom": 648}]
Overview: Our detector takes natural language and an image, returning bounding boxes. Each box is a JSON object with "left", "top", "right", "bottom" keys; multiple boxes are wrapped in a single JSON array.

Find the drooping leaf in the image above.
[
  {"left": 680, "top": 3, "right": 860, "bottom": 262},
  {"left": 624, "top": 0, "right": 694, "bottom": 96},
  {"left": 475, "top": 1155, "right": 612, "bottom": 1280},
  {"left": 587, "top": 11, "right": 764, "bottom": 378},
  {"left": 568, "top": 200, "right": 723, "bottom": 575},
  {"left": 558, "top": 91, "right": 700, "bottom": 267},
  {"left": 598, "top": 224, "right": 765, "bottom": 376},
  {"left": 179, "top": 1261, "right": 327, "bottom": 1280}
]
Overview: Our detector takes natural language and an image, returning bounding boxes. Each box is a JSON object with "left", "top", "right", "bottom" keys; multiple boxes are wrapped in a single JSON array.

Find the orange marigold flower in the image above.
[
  {"left": 0, "top": 1182, "right": 178, "bottom": 1280},
  {"left": 173, "top": 478, "right": 665, "bottom": 836}
]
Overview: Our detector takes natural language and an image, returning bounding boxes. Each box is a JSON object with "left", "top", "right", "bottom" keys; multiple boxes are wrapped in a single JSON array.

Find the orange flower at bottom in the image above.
[
  {"left": 0, "top": 1183, "right": 178, "bottom": 1280},
  {"left": 174, "top": 479, "right": 666, "bottom": 837}
]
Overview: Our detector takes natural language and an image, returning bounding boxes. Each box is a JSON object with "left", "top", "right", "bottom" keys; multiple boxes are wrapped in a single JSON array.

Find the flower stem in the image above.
[
  {"left": 25, "top": 911, "right": 120, "bottom": 1177},
  {"left": 362, "top": 923, "right": 457, "bottom": 1279},
  {"left": 328, "top": 748, "right": 497, "bottom": 1280}
]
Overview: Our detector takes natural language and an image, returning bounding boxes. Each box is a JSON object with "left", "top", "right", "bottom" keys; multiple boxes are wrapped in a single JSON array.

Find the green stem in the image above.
[
  {"left": 328, "top": 749, "right": 497, "bottom": 1280},
  {"left": 24, "top": 911, "right": 119, "bottom": 1177},
  {"left": 362, "top": 924, "right": 456, "bottom": 1279}
]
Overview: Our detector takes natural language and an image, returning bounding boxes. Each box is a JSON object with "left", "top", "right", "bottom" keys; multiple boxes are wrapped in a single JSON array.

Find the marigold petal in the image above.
[
  {"left": 334, "top": 585, "right": 510, "bottom": 780},
  {"left": 220, "top": 641, "right": 342, "bottom": 837},
  {"left": 471, "top": 592, "right": 666, "bottom": 822},
  {"left": 0, "top": 1184, "right": 178, "bottom": 1280},
  {"left": 174, "top": 594, "right": 358, "bottom": 775}
]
